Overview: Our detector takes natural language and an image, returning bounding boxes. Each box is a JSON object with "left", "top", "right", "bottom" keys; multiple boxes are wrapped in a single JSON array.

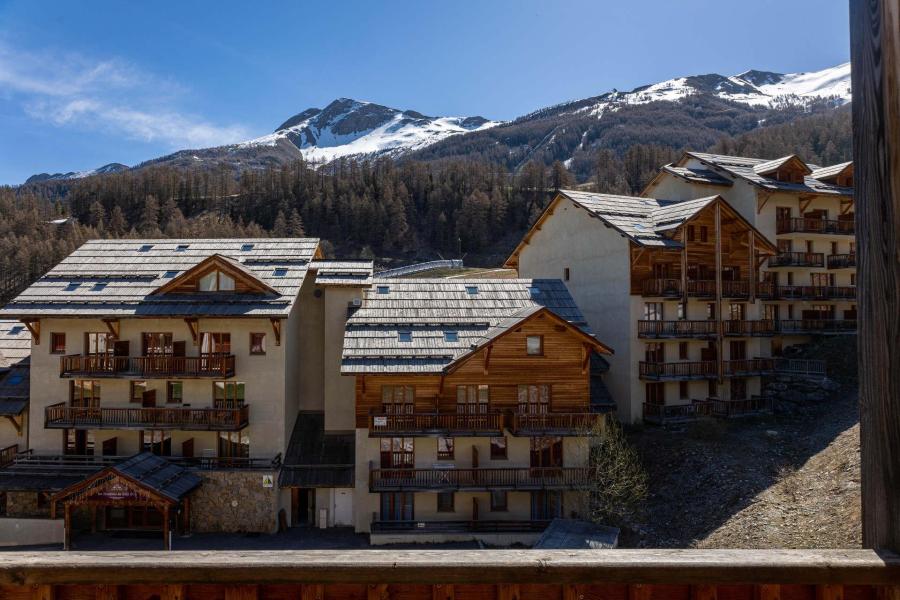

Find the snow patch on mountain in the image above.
[{"left": 24, "top": 163, "right": 129, "bottom": 184}]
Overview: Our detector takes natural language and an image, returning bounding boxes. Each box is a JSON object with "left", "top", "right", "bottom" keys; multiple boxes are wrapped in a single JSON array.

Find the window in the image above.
[
  {"left": 218, "top": 431, "right": 249, "bottom": 459},
  {"left": 64, "top": 282, "right": 81, "bottom": 292},
  {"left": 71, "top": 380, "right": 101, "bottom": 407},
  {"left": 8, "top": 325, "right": 23, "bottom": 335},
  {"left": 643, "top": 302, "right": 663, "bottom": 321},
  {"left": 564, "top": 267, "right": 570, "bottom": 281},
  {"left": 382, "top": 385, "right": 414, "bottom": 414},
  {"left": 730, "top": 341, "right": 747, "bottom": 360},
  {"left": 176, "top": 244, "right": 189, "bottom": 252},
  {"left": 677, "top": 302, "right": 686, "bottom": 320},
  {"left": 380, "top": 492, "right": 414, "bottom": 521},
  {"left": 851, "top": 273, "right": 856, "bottom": 286},
  {"left": 64, "top": 430, "right": 95, "bottom": 455},
  {"left": 201, "top": 332, "right": 231, "bottom": 354},
  {"left": 250, "top": 333, "right": 266, "bottom": 355},
  {"left": 686, "top": 225, "right": 696, "bottom": 242},
  {"left": 84, "top": 332, "right": 112, "bottom": 356},
  {"left": 490, "top": 437, "right": 508, "bottom": 460},
  {"left": 645, "top": 342, "right": 664, "bottom": 363},
  {"left": 130, "top": 380, "right": 148, "bottom": 403},
  {"left": 376, "top": 285, "right": 390, "bottom": 294},
  {"left": 699, "top": 226, "right": 708, "bottom": 243},
  {"left": 241, "top": 243, "right": 254, "bottom": 252},
  {"left": 91, "top": 282, "right": 107, "bottom": 292},
  {"left": 166, "top": 381, "right": 183, "bottom": 404},
  {"left": 138, "top": 244, "right": 153, "bottom": 252},
  {"left": 465, "top": 285, "right": 478, "bottom": 295},
  {"left": 214, "top": 381, "right": 245, "bottom": 407},
  {"left": 678, "top": 342, "right": 688, "bottom": 360},
  {"left": 272, "top": 268, "right": 288, "bottom": 277},
  {"left": 528, "top": 286, "right": 541, "bottom": 297},
  {"left": 645, "top": 382, "right": 665, "bottom": 405},
  {"left": 729, "top": 303, "right": 746, "bottom": 321},
  {"left": 142, "top": 430, "right": 172, "bottom": 456},
  {"left": 526, "top": 335, "right": 543, "bottom": 356},
  {"left": 380, "top": 437, "right": 414, "bottom": 468},
  {"left": 197, "top": 270, "right": 235, "bottom": 292},
  {"left": 437, "top": 492, "right": 455, "bottom": 512},
  {"left": 706, "top": 303, "right": 716, "bottom": 320},
  {"left": 730, "top": 378, "right": 748, "bottom": 401},
  {"left": 50, "top": 333, "right": 66, "bottom": 354},
  {"left": 764, "top": 304, "right": 780, "bottom": 321},
  {"left": 437, "top": 437, "right": 454, "bottom": 460},
  {"left": 787, "top": 304, "right": 795, "bottom": 319},
  {"left": 530, "top": 437, "right": 563, "bottom": 468},
  {"left": 457, "top": 385, "right": 489, "bottom": 414},
  {"left": 679, "top": 381, "right": 689, "bottom": 400},
  {"left": 778, "top": 239, "right": 792, "bottom": 253},
  {"left": 787, "top": 272, "right": 794, "bottom": 285},
  {"left": 398, "top": 331, "right": 412, "bottom": 343},
  {"left": 163, "top": 270, "right": 179, "bottom": 278},
  {"left": 142, "top": 332, "right": 173, "bottom": 356},
  {"left": 490, "top": 491, "right": 508, "bottom": 512},
  {"left": 443, "top": 331, "right": 458, "bottom": 342},
  {"left": 517, "top": 384, "right": 550, "bottom": 414},
  {"left": 708, "top": 380, "right": 718, "bottom": 398}
]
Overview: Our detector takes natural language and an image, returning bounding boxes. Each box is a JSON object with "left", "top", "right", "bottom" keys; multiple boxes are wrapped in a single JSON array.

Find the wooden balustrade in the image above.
[
  {"left": 368, "top": 412, "right": 503, "bottom": 437},
  {"left": 828, "top": 253, "right": 857, "bottom": 269},
  {"left": 643, "top": 400, "right": 711, "bottom": 424},
  {"left": 0, "top": 443, "right": 17, "bottom": 467},
  {"left": 369, "top": 467, "right": 591, "bottom": 491},
  {"left": 708, "top": 395, "right": 774, "bottom": 418},
  {"left": 641, "top": 278, "right": 683, "bottom": 297},
  {"left": 638, "top": 320, "right": 718, "bottom": 338},
  {"left": 723, "top": 319, "right": 776, "bottom": 336},
  {"left": 721, "top": 280, "right": 751, "bottom": 298},
  {"left": 723, "top": 358, "right": 776, "bottom": 376},
  {"left": 772, "top": 358, "right": 827, "bottom": 377},
  {"left": 777, "top": 319, "right": 858, "bottom": 334},
  {"left": 756, "top": 285, "right": 857, "bottom": 300},
  {"left": 777, "top": 217, "right": 855, "bottom": 235},
  {"left": 0, "top": 549, "right": 896, "bottom": 599},
  {"left": 59, "top": 354, "right": 236, "bottom": 378},
  {"left": 639, "top": 361, "right": 717, "bottom": 380},
  {"left": 510, "top": 412, "right": 602, "bottom": 435},
  {"left": 768, "top": 251, "right": 826, "bottom": 267},
  {"left": 641, "top": 279, "right": 749, "bottom": 298},
  {"left": 44, "top": 402, "right": 248, "bottom": 431}
]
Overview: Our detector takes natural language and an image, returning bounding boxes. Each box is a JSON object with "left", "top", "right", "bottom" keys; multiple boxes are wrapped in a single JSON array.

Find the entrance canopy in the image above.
[{"left": 52, "top": 452, "right": 201, "bottom": 549}]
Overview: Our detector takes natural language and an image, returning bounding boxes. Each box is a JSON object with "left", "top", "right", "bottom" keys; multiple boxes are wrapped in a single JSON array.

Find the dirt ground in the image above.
[{"left": 621, "top": 386, "right": 860, "bottom": 548}]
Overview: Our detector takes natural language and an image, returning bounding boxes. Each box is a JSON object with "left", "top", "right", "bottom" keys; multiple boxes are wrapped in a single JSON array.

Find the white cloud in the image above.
[{"left": 0, "top": 43, "right": 249, "bottom": 148}]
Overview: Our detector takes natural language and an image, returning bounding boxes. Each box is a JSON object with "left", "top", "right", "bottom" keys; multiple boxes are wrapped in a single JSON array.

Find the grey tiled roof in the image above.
[
  {"left": 112, "top": 452, "right": 201, "bottom": 502},
  {"left": 810, "top": 161, "right": 853, "bottom": 182},
  {"left": 310, "top": 260, "right": 374, "bottom": 287},
  {"left": 662, "top": 164, "right": 733, "bottom": 186},
  {"left": 0, "top": 238, "right": 320, "bottom": 318},
  {"left": 342, "top": 278, "right": 594, "bottom": 374},
  {"left": 686, "top": 152, "right": 853, "bottom": 196},
  {"left": 0, "top": 320, "right": 30, "bottom": 369},
  {"left": 558, "top": 190, "right": 718, "bottom": 247}
]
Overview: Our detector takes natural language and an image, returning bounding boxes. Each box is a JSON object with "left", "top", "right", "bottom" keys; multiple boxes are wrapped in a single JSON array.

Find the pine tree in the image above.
[
  {"left": 272, "top": 210, "right": 288, "bottom": 237},
  {"left": 108, "top": 206, "right": 127, "bottom": 237},
  {"left": 139, "top": 195, "right": 161, "bottom": 236},
  {"left": 287, "top": 209, "right": 305, "bottom": 237}
]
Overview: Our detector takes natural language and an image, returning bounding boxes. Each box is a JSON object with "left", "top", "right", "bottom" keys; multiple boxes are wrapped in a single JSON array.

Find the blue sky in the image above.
[{"left": 0, "top": 0, "right": 850, "bottom": 184}]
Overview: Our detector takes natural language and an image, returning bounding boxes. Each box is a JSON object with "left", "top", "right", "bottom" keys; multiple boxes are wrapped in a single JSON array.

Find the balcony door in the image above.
[
  {"left": 380, "top": 492, "right": 413, "bottom": 522},
  {"left": 729, "top": 341, "right": 747, "bottom": 361},
  {"left": 530, "top": 437, "right": 563, "bottom": 469},
  {"left": 457, "top": 385, "right": 489, "bottom": 414},
  {"left": 71, "top": 380, "right": 100, "bottom": 408},
  {"left": 380, "top": 437, "right": 414, "bottom": 469},
  {"left": 142, "top": 332, "right": 174, "bottom": 375},
  {"left": 644, "top": 343, "right": 664, "bottom": 364},
  {"left": 201, "top": 332, "right": 231, "bottom": 373},
  {"left": 214, "top": 381, "right": 245, "bottom": 408},
  {"left": 531, "top": 490, "right": 562, "bottom": 520},
  {"left": 84, "top": 332, "right": 114, "bottom": 372},
  {"left": 517, "top": 384, "right": 550, "bottom": 414}
]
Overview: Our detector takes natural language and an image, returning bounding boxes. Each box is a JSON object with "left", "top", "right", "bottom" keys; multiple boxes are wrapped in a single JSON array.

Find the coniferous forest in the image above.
[{"left": 0, "top": 104, "right": 852, "bottom": 289}]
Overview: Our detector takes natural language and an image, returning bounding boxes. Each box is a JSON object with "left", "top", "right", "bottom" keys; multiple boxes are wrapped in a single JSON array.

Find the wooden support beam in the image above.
[
  {"left": 628, "top": 584, "right": 652, "bottom": 600},
  {"left": 749, "top": 229, "right": 756, "bottom": 303},
  {"left": 841, "top": 198, "right": 855, "bottom": 215},
  {"left": 433, "top": 584, "right": 455, "bottom": 600},
  {"left": 757, "top": 585, "right": 781, "bottom": 600},
  {"left": 799, "top": 194, "right": 816, "bottom": 214},
  {"left": 101, "top": 319, "right": 119, "bottom": 340},
  {"left": 94, "top": 584, "right": 120, "bottom": 600},
  {"left": 757, "top": 191, "right": 773, "bottom": 214},
  {"left": 498, "top": 584, "right": 520, "bottom": 600},
  {"left": 483, "top": 344, "right": 492, "bottom": 375},
  {"left": 631, "top": 247, "right": 645, "bottom": 267},
  {"left": 693, "top": 585, "right": 717, "bottom": 600},
  {"left": 851, "top": 0, "right": 900, "bottom": 551},
  {"left": 581, "top": 343, "right": 591, "bottom": 375},
  {"left": 270, "top": 318, "right": 282, "bottom": 346},
  {"left": 816, "top": 586, "right": 844, "bottom": 600},
  {"left": 162, "top": 585, "right": 185, "bottom": 600},
  {"left": 714, "top": 202, "right": 724, "bottom": 382},
  {"left": 368, "top": 583, "right": 390, "bottom": 600},
  {"left": 301, "top": 584, "right": 325, "bottom": 600},
  {"left": 5, "top": 415, "right": 22, "bottom": 436},
  {"left": 224, "top": 586, "right": 259, "bottom": 600},
  {"left": 563, "top": 585, "right": 586, "bottom": 600},
  {"left": 183, "top": 319, "right": 199, "bottom": 346},
  {"left": 21, "top": 320, "right": 39, "bottom": 345},
  {"left": 32, "top": 585, "right": 54, "bottom": 600}
]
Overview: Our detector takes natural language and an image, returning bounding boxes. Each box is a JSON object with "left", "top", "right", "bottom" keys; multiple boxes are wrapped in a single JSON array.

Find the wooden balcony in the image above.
[
  {"left": 510, "top": 412, "right": 602, "bottom": 436},
  {"left": 0, "top": 443, "right": 17, "bottom": 467},
  {"left": 371, "top": 520, "right": 550, "bottom": 534},
  {"left": 0, "top": 550, "right": 896, "bottom": 600},
  {"left": 708, "top": 395, "right": 774, "bottom": 418},
  {"left": 772, "top": 358, "right": 827, "bottom": 377},
  {"left": 723, "top": 358, "right": 776, "bottom": 376},
  {"left": 638, "top": 320, "right": 718, "bottom": 339},
  {"left": 368, "top": 412, "right": 503, "bottom": 437},
  {"left": 59, "top": 354, "right": 236, "bottom": 378},
  {"left": 768, "top": 251, "right": 825, "bottom": 268},
  {"left": 44, "top": 402, "right": 249, "bottom": 431},
  {"left": 369, "top": 467, "right": 591, "bottom": 491},
  {"left": 827, "top": 253, "right": 857, "bottom": 269},
  {"left": 777, "top": 319, "right": 857, "bottom": 334},
  {"left": 777, "top": 217, "right": 855, "bottom": 235},
  {"left": 643, "top": 400, "right": 711, "bottom": 424},
  {"left": 723, "top": 319, "right": 777, "bottom": 336},
  {"left": 641, "top": 279, "right": 750, "bottom": 298},
  {"left": 639, "top": 360, "right": 717, "bottom": 380},
  {"left": 756, "top": 284, "right": 856, "bottom": 300}
]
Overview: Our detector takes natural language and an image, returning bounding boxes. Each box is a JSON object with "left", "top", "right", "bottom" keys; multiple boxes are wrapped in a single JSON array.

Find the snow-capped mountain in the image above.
[
  {"left": 237, "top": 98, "right": 500, "bottom": 163},
  {"left": 24, "top": 163, "right": 129, "bottom": 184}
]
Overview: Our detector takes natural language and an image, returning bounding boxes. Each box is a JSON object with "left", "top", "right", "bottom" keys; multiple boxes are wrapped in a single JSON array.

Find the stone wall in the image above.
[
  {"left": 5, "top": 491, "right": 50, "bottom": 518},
  {"left": 189, "top": 470, "right": 279, "bottom": 534}
]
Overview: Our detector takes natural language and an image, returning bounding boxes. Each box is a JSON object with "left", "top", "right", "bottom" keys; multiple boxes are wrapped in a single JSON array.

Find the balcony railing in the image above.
[
  {"left": 369, "top": 467, "right": 591, "bottom": 491},
  {"left": 777, "top": 217, "right": 855, "bottom": 235},
  {"left": 777, "top": 319, "right": 857, "bottom": 334},
  {"left": 827, "top": 253, "right": 857, "bottom": 269},
  {"left": 708, "top": 395, "right": 774, "bottom": 418},
  {"left": 638, "top": 320, "right": 718, "bottom": 338},
  {"left": 768, "top": 251, "right": 825, "bottom": 267},
  {"left": 0, "top": 443, "right": 17, "bottom": 467},
  {"left": 510, "top": 413, "right": 603, "bottom": 436},
  {"left": 639, "top": 360, "right": 717, "bottom": 380},
  {"left": 59, "top": 354, "right": 236, "bottom": 378},
  {"left": 723, "top": 358, "right": 778, "bottom": 376},
  {"left": 44, "top": 402, "right": 249, "bottom": 431},
  {"left": 723, "top": 319, "right": 777, "bottom": 336},
  {"left": 643, "top": 400, "right": 711, "bottom": 424},
  {"left": 772, "top": 358, "right": 827, "bottom": 377},
  {"left": 370, "top": 520, "right": 551, "bottom": 534},
  {"left": 641, "top": 279, "right": 750, "bottom": 298},
  {"left": 368, "top": 412, "right": 503, "bottom": 437},
  {"left": 756, "top": 284, "right": 856, "bottom": 300}
]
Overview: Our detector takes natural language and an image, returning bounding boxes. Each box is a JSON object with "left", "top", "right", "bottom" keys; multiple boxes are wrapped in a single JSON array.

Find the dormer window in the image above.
[
  {"left": 465, "top": 285, "right": 478, "bottom": 295},
  {"left": 398, "top": 331, "right": 412, "bottom": 342},
  {"left": 8, "top": 326, "right": 23, "bottom": 335},
  {"left": 377, "top": 285, "right": 390, "bottom": 295},
  {"left": 272, "top": 268, "right": 288, "bottom": 277},
  {"left": 175, "top": 244, "right": 189, "bottom": 252},
  {"left": 241, "top": 244, "right": 255, "bottom": 252},
  {"left": 163, "top": 270, "right": 179, "bottom": 278},
  {"left": 444, "top": 331, "right": 459, "bottom": 342},
  {"left": 64, "top": 282, "right": 81, "bottom": 292},
  {"left": 198, "top": 270, "right": 235, "bottom": 292},
  {"left": 138, "top": 244, "right": 153, "bottom": 252},
  {"left": 91, "top": 282, "right": 108, "bottom": 292}
]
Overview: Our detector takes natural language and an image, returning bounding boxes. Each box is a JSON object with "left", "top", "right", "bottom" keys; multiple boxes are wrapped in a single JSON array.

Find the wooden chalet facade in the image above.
[{"left": 342, "top": 278, "right": 614, "bottom": 544}]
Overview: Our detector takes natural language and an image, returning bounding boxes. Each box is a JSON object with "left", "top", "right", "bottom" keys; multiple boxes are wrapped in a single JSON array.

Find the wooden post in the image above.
[
  {"left": 851, "top": 0, "right": 900, "bottom": 551},
  {"left": 714, "top": 202, "right": 724, "bottom": 382},
  {"left": 163, "top": 504, "right": 171, "bottom": 550},
  {"left": 63, "top": 504, "right": 71, "bottom": 551}
]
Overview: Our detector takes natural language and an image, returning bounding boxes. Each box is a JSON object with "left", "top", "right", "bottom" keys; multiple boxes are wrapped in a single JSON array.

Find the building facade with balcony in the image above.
[
  {"left": 643, "top": 153, "right": 856, "bottom": 346},
  {"left": 0, "top": 320, "right": 31, "bottom": 469},
  {"left": 505, "top": 190, "right": 788, "bottom": 424},
  {"left": 0, "top": 238, "right": 372, "bottom": 537},
  {"left": 341, "top": 278, "right": 614, "bottom": 544}
]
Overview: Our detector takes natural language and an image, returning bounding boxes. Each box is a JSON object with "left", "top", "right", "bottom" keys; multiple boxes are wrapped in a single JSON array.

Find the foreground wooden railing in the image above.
[
  {"left": 44, "top": 402, "right": 249, "bottom": 431},
  {"left": 1, "top": 549, "right": 895, "bottom": 597},
  {"left": 370, "top": 467, "right": 591, "bottom": 491},
  {"left": 59, "top": 354, "right": 236, "bottom": 378}
]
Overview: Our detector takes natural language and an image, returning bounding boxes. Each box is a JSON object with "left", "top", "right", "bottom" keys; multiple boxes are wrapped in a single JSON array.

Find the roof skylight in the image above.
[
  {"left": 377, "top": 285, "right": 390, "bottom": 294},
  {"left": 398, "top": 331, "right": 412, "bottom": 342},
  {"left": 273, "top": 268, "right": 288, "bottom": 277},
  {"left": 465, "top": 285, "right": 479, "bottom": 295},
  {"left": 163, "top": 270, "right": 179, "bottom": 278},
  {"left": 241, "top": 244, "right": 255, "bottom": 252},
  {"left": 64, "top": 282, "right": 81, "bottom": 292},
  {"left": 444, "top": 331, "right": 459, "bottom": 342},
  {"left": 91, "top": 282, "right": 108, "bottom": 292},
  {"left": 175, "top": 244, "right": 189, "bottom": 252},
  {"left": 138, "top": 244, "right": 153, "bottom": 252}
]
